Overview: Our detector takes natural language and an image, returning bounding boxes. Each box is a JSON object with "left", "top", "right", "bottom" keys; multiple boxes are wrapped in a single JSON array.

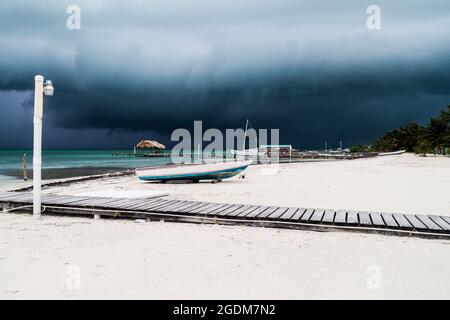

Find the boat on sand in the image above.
[
  {"left": 136, "top": 160, "right": 252, "bottom": 182},
  {"left": 378, "top": 150, "right": 406, "bottom": 156}
]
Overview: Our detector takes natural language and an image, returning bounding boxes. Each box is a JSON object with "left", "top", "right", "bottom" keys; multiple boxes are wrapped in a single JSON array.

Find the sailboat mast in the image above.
[{"left": 243, "top": 119, "right": 249, "bottom": 151}]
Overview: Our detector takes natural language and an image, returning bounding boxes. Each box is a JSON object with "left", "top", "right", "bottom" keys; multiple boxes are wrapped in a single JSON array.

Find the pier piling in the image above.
[{"left": 23, "top": 154, "right": 27, "bottom": 181}]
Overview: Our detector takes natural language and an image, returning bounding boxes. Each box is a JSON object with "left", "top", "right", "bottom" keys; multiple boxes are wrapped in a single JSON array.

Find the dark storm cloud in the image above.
[{"left": 0, "top": 0, "right": 449, "bottom": 148}]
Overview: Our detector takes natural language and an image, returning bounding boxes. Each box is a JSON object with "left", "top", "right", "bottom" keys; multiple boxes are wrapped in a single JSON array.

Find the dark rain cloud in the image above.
[{"left": 0, "top": 0, "right": 449, "bottom": 148}]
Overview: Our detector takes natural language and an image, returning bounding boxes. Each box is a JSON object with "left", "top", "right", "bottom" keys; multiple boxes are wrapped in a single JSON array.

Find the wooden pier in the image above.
[{"left": 1, "top": 191, "right": 449, "bottom": 239}]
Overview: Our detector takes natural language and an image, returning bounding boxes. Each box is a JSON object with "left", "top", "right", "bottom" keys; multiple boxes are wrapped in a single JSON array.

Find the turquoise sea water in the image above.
[{"left": 0, "top": 149, "right": 172, "bottom": 187}]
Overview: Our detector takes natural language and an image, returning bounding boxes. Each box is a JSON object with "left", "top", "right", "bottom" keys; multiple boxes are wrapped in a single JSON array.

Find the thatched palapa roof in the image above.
[{"left": 136, "top": 140, "right": 166, "bottom": 150}]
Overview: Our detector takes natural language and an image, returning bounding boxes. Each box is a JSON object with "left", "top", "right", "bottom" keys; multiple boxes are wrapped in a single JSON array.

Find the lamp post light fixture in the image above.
[{"left": 33, "top": 75, "right": 54, "bottom": 217}]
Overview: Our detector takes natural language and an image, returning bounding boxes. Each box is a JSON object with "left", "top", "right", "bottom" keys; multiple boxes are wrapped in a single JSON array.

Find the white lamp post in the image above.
[{"left": 33, "top": 75, "right": 54, "bottom": 217}]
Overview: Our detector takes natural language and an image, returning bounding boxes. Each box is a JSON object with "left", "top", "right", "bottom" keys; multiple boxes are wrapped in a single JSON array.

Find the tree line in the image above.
[{"left": 351, "top": 105, "right": 449, "bottom": 155}]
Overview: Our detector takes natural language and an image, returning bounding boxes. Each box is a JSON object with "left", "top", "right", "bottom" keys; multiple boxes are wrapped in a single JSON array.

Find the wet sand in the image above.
[{"left": 0, "top": 167, "right": 123, "bottom": 180}]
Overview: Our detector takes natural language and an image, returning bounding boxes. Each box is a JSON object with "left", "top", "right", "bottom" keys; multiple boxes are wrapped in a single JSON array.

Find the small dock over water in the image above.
[
  {"left": 112, "top": 151, "right": 169, "bottom": 157},
  {"left": 1, "top": 192, "right": 449, "bottom": 239}
]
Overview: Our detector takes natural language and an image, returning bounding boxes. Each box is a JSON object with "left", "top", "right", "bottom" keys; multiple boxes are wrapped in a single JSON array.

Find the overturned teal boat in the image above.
[{"left": 136, "top": 160, "right": 252, "bottom": 182}]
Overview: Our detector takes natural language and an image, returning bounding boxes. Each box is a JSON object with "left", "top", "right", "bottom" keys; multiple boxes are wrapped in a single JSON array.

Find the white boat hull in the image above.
[{"left": 136, "top": 160, "right": 252, "bottom": 182}]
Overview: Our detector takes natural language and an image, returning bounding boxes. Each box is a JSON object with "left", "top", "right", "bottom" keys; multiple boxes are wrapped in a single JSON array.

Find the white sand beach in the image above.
[
  {"left": 1, "top": 153, "right": 450, "bottom": 299},
  {"left": 1, "top": 214, "right": 449, "bottom": 299}
]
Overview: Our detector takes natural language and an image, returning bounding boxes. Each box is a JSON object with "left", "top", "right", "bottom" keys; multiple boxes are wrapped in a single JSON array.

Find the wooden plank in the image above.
[
  {"left": 51, "top": 196, "right": 105, "bottom": 206},
  {"left": 226, "top": 205, "right": 254, "bottom": 217},
  {"left": 198, "top": 203, "right": 228, "bottom": 215},
  {"left": 3, "top": 193, "right": 33, "bottom": 203},
  {"left": 123, "top": 197, "right": 162, "bottom": 207},
  {"left": 166, "top": 201, "right": 201, "bottom": 212},
  {"left": 157, "top": 200, "right": 192, "bottom": 211},
  {"left": 43, "top": 194, "right": 83, "bottom": 202},
  {"left": 392, "top": 213, "right": 413, "bottom": 229},
  {"left": 41, "top": 193, "right": 63, "bottom": 198},
  {"left": 279, "top": 208, "right": 298, "bottom": 220},
  {"left": 96, "top": 198, "right": 138, "bottom": 208},
  {"left": 183, "top": 202, "right": 211, "bottom": 213},
  {"left": 309, "top": 209, "right": 325, "bottom": 223},
  {"left": 205, "top": 204, "right": 231, "bottom": 215},
  {"left": 189, "top": 202, "right": 219, "bottom": 214},
  {"left": 104, "top": 198, "right": 144, "bottom": 210},
  {"left": 0, "top": 192, "right": 33, "bottom": 201},
  {"left": 183, "top": 201, "right": 210, "bottom": 213},
  {"left": 99, "top": 198, "right": 137, "bottom": 209},
  {"left": 415, "top": 215, "right": 443, "bottom": 232},
  {"left": 370, "top": 212, "right": 385, "bottom": 227},
  {"left": 267, "top": 207, "right": 289, "bottom": 220},
  {"left": 41, "top": 195, "right": 79, "bottom": 204},
  {"left": 381, "top": 213, "right": 398, "bottom": 228},
  {"left": 74, "top": 197, "right": 122, "bottom": 206},
  {"left": 257, "top": 206, "right": 279, "bottom": 219},
  {"left": 299, "top": 208, "right": 314, "bottom": 222},
  {"left": 334, "top": 210, "right": 347, "bottom": 225},
  {"left": 108, "top": 198, "right": 142, "bottom": 208},
  {"left": 153, "top": 200, "right": 187, "bottom": 211},
  {"left": 146, "top": 200, "right": 182, "bottom": 212},
  {"left": 237, "top": 206, "right": 260, "bottom": 217},
  {"left": 188, "top": 203, "right": 217, "bottom": 214},
  {"left": 215, "top": 204, "right": 243, "bottom": 216},
  {"left": 405, "top": 215, "right": 428, "bottom": 231},
  {"left": 41, "top": 194, "right": 68, "bottom": 201},
  {"left": 0, "top": 192, "right": 21, "bottom": 200},
  {"left": 358, "top": 212, "right": 372, "bottom": 227},
  {"left": 129, "top": 199, "right": 172, "bottom": 211},
  {"left": 156, "top": 201, "right": 193, "bottom": 212},
  {"left": 289, "top": 208, "right": 306, "bottom": 221},
  {"left": 321, "top": 209, "right": 335, "bottom": 224},
  {"left": 428, "top": 215, "right": 450, "bottom": 231},
  {"left": 46, "top": 195, "right": 86, "bottom": 203},
  {"left": 439, "top": 215, "right": 450, "bottom": 226},
  {"left": 73, "top": 197, "right": 112, "bottom": 206},
  {"left": 122, "top": 199, "right": 164, "bottom": 210},
  {"left": 208, "top": 204, "right": 235, "bottom": 215},
  {"left": 68, "top": 196, "right": 121, "bottom": 206},
  {"left": 113, "top": 199, "right": 152, "bottom": 210},
  {"left": 346, "top": 211, "right": 359, "bottom": 226},
  {"left": 245, "top": 206, "right": 270, "bottom": 218}
]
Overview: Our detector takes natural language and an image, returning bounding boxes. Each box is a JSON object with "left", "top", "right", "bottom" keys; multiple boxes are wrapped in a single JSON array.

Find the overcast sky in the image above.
[{"left": 0, "top": 0, "right": 449, "bottom": 149}]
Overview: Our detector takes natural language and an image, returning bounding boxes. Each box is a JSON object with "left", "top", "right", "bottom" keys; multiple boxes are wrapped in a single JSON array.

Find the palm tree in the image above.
[
  {"left": 371, "top": 106, "right": 449, "bottom": 154},
  {"left": 438, "top": 105, "right": 450, "bottom": 124},
  {"left": 437, "top": 105, "right": 450, "bottom": 150},
  {"left": 422, "top": 117, "right": 448, "bottom": 154},
  {"left": 398, "top": 122, "right": 422, "bottom": 152}
]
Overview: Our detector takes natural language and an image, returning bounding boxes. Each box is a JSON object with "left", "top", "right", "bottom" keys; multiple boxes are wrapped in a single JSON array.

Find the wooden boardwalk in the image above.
[{"left": 1, "top": 192, "right": 449, "bottom": 239}]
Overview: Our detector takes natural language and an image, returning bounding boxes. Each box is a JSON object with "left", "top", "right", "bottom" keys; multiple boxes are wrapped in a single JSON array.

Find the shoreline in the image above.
[
  {"left": 2, "top": 158, "right": 344, "bottom": 192},
  {"left": 1, "top": 166, "right": 126, "bottom": 181},
  {"left": 8, "top": 169, "right": 135, "bottom": 192}
]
